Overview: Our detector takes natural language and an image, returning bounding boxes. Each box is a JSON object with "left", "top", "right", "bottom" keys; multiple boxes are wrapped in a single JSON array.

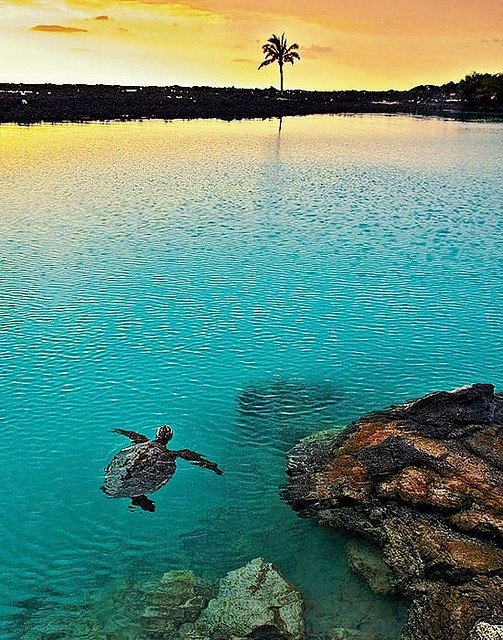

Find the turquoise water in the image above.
[{"left": 1, "top": 114, "right": 502, "bottom": 639}]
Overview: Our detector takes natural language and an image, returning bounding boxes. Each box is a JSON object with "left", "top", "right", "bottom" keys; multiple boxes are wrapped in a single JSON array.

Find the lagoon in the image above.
[{"left": 0, "top": 115, "right": 502, "bottom": 639}]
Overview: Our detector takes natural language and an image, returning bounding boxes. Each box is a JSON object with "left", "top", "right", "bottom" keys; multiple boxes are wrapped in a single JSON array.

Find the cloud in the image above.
[
  {"left": 302, "top": 44, "right": 334, "bottom": 59},
  {"left": 31, "top": 24, "right": 88, "bottom": 33},
  {"left": 232, "top": 57, "right": 253, "bottom": 63},
  {"left": 113, "top": 1, "right": 226, "bottom": 21},
  {"left": 94, "top": 15, "right": 110, "bottom": 21}
]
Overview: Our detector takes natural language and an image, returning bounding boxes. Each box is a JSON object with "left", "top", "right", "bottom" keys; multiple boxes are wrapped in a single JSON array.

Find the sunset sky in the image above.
[{"left": 0, "top": 0, "right": 502, "bottom": 90}]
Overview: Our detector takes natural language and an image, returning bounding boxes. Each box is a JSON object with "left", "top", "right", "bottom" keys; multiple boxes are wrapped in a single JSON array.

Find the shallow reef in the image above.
[
  {"left": 283, "top": 383, "right": 503, "bottom": 640},
  {"left": 13, "top": 557, "right": 397, "bottom": 640}
]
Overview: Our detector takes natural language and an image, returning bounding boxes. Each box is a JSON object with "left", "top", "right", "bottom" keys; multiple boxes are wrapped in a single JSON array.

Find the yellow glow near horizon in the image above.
[{"left": 0, "top": 0, "right": 501, "bottom": 89}]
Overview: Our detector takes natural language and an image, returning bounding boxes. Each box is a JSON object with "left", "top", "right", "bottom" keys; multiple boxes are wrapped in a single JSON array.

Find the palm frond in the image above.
[
  {"left": 262, "top": 44, "right": 278, "bottom": 56},
  {"left": 284, "top": 51, "right": 300, "bottom": 64},
  {"left": 258, "top": 58, "right": 275, "bottom": 70},
  {"left": 267, "top": 35, "right": 281, "bottom": 48}
]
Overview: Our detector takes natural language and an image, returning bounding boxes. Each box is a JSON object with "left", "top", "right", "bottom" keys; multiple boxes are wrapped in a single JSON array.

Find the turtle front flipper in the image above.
[
  {"left": 111, "top": 428, "right": 149, "bottom": 444},
  {"left": 173, "top": 449, "right": 223, "bottom": 475},
  {"left": 130, "top": 495, "right": 156, "bottom": 512}
]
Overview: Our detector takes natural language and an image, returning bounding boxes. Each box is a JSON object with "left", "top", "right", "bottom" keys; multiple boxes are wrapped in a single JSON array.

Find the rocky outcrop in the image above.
[
  {"left": 182, "top": 558, "right": 305, "bottom": 640},
  {"left": 469, "top": 622, "right": 503, "bottom": 640},
  {"left": 283, "top": 384, "right": 503, "bottom": 640}
]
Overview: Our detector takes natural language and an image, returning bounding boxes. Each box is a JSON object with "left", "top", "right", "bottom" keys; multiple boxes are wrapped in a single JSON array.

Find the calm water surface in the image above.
[{"left": 0, "top": 115, "right": 502, "bottom": 638}]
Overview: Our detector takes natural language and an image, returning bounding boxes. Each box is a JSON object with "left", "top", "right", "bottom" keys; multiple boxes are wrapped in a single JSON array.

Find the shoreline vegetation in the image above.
[{"left": 1, "top": 73, "right": 502, "bottom": 124}]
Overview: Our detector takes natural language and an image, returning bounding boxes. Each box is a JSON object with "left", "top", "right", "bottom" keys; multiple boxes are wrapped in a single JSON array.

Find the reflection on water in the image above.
[{"left": 0, "top": 114, "right": 502, "bottom": 639}]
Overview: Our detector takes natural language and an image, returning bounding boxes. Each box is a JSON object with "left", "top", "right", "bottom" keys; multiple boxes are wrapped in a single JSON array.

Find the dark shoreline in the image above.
[{"left": 1, "top": 84, "right": 502, "bottom": 125}]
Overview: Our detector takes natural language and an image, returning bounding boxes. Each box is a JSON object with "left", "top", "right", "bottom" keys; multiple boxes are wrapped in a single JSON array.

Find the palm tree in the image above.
[{"left": 258, "top": 33, "right": 300, "bottom": 93}]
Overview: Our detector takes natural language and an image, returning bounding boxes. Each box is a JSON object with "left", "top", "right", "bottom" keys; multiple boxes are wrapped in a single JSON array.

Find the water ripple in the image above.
[{"left": 0, "top": 115, "right": 502, "bottom": 639}]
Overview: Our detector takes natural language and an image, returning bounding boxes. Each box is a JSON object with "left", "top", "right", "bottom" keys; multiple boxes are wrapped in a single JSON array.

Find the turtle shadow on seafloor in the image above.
[{"left": 236, "top": 378, "right": 345, "bottom": 451}]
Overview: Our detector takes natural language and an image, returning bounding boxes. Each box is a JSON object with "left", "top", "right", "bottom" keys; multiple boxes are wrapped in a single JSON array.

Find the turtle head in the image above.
[{"left": 155, "top": 425, "right": 173, "bottom": 445}]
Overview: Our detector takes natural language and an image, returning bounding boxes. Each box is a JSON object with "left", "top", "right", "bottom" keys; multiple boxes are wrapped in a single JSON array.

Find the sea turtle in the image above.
[{"left": 101, "top": 425, "right": 223, "bottom": 512}]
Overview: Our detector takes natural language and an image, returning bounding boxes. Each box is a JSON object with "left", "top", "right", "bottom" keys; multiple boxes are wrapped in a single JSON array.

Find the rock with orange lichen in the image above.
[
  {"left": 401, "top": 576, "right": 503, "bottom": 640},
  {"left": 283, "top": 384, "right": 503, "bottom": 640}
]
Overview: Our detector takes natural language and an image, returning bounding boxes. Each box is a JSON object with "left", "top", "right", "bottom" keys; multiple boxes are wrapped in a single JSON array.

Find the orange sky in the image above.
[{"left": 0, "top": 0, "right": 502, "bottom": 89}]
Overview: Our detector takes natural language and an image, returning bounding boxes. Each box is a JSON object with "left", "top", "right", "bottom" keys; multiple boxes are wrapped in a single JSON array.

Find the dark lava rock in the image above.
[
  {"left": 0, "top": 83, "right": 484, "bottom": 125},
  {"left": 282, "top": 384, "right": 503, "bottom": 640}
]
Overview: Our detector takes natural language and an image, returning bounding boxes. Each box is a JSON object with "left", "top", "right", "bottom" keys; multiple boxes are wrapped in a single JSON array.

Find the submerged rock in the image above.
[
  {"left": 15, "top": 571, "right": 212, "bottom": 640},
  {"left": 322, "top": 631, "right": 385, "bottom": 640},
  {"left": 283, "top": 384, "right": 503, "bottom": 640},
  {"left": 141, "top": 569, "right": 213, "bottom": 637},
  {"left": 17, "top": 577, "right": 150, "bottom": 640},
  {"left": 237, "top": 379, "right": 342, "bottom": 448},
  {"left": 345, "top": 542, "right": 397, "bottom": 596},
  {"left": 14, "top": 560, "right": 304, "bottom": 640},
  {"left": 183, "top": 558, "right": 306, "bottom": 640}
]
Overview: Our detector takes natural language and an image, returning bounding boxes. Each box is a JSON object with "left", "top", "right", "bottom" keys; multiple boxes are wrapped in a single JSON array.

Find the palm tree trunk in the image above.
[{"left": 279, "top": 62, "right": 284, "bottom": 93}]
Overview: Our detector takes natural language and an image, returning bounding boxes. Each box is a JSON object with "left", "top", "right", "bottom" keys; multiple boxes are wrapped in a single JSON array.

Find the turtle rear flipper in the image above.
[{"left": 130, "top": 495, "right": 156, "bottom": 512}]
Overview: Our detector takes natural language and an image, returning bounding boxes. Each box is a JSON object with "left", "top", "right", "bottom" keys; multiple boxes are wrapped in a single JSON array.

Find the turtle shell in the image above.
[{"left": 102, "top": 441, "right": 176, "bottom": 498}]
